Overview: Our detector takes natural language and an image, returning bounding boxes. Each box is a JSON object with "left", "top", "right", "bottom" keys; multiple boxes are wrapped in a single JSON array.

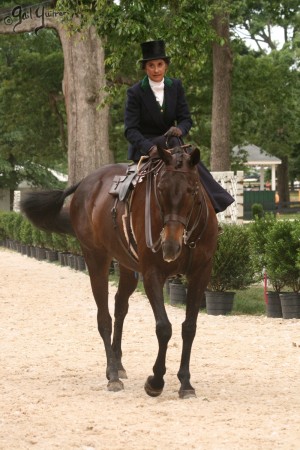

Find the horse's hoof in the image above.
[
  {"left": 179, "top": 389, "right": 196, "bottom": 399},
  {"left": 107, "top": 380, "right": 124, "bottom": 392},
  {"left": 144, "top": 376, "right": 164, "bottom": 397},
  {"left": 118, "top": 369, "right": 128, "bottom": 379}
]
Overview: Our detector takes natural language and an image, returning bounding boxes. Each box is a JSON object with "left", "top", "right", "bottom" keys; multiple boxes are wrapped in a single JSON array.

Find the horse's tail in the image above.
[{"left": 20, "top": 182, "right": 81, "bottom": 236}]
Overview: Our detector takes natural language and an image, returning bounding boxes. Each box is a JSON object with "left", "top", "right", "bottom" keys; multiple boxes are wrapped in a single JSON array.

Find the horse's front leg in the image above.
[
  {"left": 143, "top": 270, "right": 171, "bottom": 397},
  {"left": 177, "top": 265, "right": 212, "bottom": 399},
  {"left": 112, "top": 265, "right": 138, "bottom": 379}
]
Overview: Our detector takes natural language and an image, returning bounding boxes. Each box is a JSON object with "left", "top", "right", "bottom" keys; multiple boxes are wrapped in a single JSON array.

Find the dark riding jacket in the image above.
[{"left": 124, "top": 76, "right": 192, "bottom": 161}]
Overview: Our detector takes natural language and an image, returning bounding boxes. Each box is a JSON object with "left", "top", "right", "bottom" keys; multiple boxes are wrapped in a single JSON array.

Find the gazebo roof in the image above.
[{"left": 232, "top": 144, "right": 281, "bottom": 166}]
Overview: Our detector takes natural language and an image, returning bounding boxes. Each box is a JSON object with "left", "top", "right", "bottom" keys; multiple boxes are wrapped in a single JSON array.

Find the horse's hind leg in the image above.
[
  {"left": 112, "top": 266, "right": 138, "bottom": 379},
  {"left": 83, "top": 249, "right": 123, "bottom": 392}
]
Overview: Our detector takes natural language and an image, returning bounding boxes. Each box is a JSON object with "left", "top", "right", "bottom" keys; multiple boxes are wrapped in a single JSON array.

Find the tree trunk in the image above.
[
  {"left": 210, "top": 12, "right": 233, "bottom": 171},
  {"left": 277, "top": 155, "right": 290, "bottom": 204},
  {"left": 0, "top": 6, "right": 113, "bottom": 185},
  {"left": 59, "top": 24, "right": 113, "bottom": 184}
]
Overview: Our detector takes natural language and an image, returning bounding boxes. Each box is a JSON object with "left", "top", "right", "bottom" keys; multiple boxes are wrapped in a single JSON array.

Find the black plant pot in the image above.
[
  {"left": 266, "top": 291, "right": 282, "bottom": 318},
  {"left": 67, "top": 254, "right": 76, "bottom": 269},
  {"left": 279, "top": 292, "right": 300, "bottom": 319},
  {"left": 46, "top": 250, "right": 58, "bottom": 262},
  {"left": 205, "top": 291, "right": 235, "bottom": 316},
  {"left": 75, "top": 255, "right": 86, "bottom": 271},
  {"left": 36, "top": 247, "right": 47, "bottom": 261},
  {"left": 170, "top": 282, "right": 187, "bottom": 305}
]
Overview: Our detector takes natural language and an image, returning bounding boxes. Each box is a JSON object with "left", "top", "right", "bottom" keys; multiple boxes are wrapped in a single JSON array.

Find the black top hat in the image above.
[{"left": 140, "top": 40, "right": 170, "bottom": 63}]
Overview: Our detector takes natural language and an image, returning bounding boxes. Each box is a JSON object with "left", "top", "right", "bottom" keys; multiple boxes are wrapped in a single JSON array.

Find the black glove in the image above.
[
  {"left": 148, "top": 145, "right": 159, "bottom": 158},
  {"left": 164, "top": 126, "right": 182, "bottom": 138}
]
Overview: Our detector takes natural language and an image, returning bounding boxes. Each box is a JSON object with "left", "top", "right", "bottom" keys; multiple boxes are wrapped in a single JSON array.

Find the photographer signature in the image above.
[{"left": 1, "top": 5, "right": 66, "bottom": 33}]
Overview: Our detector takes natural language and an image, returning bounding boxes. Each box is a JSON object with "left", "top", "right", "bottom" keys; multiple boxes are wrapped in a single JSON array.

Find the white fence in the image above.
[{"left": 212, "top": 171, "right": 244, "bottom": 224}]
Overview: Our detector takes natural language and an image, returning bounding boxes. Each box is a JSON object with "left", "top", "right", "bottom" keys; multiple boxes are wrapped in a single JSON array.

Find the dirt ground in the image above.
[{"left": 1, "top": 249, "right": 300, "bottom": 450}]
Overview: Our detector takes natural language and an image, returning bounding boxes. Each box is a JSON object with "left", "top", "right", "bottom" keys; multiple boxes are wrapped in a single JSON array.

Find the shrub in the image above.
[
  {"left": 249, "top": 213, "right": 277, "bottom": 281},
  {"left": 265, "top": 219, "right": 300, "bottom": 292},
  {"left": 12, "top": 213, "right": 24, "bottom": 241},
  {"left": 19, "top": 219, "right": 34, "bottom": 246},
  {"left": 0, "top": 211, "right": 18, "bottom": 240},
  {"left": 52, "top": 232, "right": 68, "bottom": 252},
  {"left": 251, "top": 203, "right": 264, "bottom": 219},
  {"left": 31, "top": 227, "right": 50, "bottom": 248},
  {"left": 67, "top": 235, "right": 82, "bottom": 255},
  {"left": 209, "top": 224, "right": 255, "bottom": 292},
  {"left": 0, "top": 212, "right": 7, "bottom": 241}
]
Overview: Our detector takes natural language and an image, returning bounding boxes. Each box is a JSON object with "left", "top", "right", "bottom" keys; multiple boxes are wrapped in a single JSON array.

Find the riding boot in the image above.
[{"left": 196, "top": 162, "right": 235, "bottom": 214}]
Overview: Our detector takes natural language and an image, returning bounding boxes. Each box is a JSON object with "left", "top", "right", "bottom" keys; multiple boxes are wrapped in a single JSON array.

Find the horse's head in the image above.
[{"left": 156, "top": 146, "right": 201, "bottom": 262}]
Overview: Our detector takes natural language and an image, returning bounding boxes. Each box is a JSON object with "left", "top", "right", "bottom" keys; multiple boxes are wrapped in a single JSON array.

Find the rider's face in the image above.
[{"left": 145, "top": 59, "right": 168, "bottom": 82}]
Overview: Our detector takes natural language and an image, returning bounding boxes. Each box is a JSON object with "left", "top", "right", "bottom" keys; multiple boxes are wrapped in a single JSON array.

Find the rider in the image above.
[{"left": 124, "top": 39, "right": 234, "bottom": 213}]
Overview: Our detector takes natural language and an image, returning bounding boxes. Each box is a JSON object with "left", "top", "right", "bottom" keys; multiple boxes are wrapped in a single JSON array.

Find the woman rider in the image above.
[{"left": 124, "top": 40, "right": 234, "bottom": 213}]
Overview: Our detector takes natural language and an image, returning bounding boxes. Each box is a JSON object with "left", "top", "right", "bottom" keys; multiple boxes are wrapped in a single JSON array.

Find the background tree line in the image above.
[{"left": 0, "top": 0, "right": 299, "bottom": 207}]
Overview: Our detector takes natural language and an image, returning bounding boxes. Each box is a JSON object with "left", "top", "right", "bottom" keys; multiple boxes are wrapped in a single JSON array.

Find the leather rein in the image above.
[{"left": 139, "top": 158, "right": 209, "bottom": 253}]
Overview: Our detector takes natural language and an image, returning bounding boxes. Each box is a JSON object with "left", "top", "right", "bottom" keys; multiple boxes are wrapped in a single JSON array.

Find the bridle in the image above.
[{"left": 140, "top": 157, "right": 209, "bottom": 253}]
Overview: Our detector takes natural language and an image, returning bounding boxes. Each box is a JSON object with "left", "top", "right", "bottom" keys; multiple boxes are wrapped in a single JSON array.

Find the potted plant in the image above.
[
  {"left": 19, "top": 219, "right": 34, "bottom": 256},
  {"left": 31, "top": 227, "right": 47, "bottom": 260},
  {"left": 251, "top": 203, "right": 264, "bottom": 219},
  {"left": 265, "top": 219, "right": 300, "bottom": 319},
  {"left": 67, "top": 235, "right": 85, "bottom": 270},
  {"left": 248, "top": 213, "right": 282, "bottom": 317},
  {"left": 169, "top": 275, "right": 187, "bottom": 306},
  {"left": 0, "top": 213, "right": 6, "bottom": 244},
  {"left": 52, "top": 232, "right": 68, "bottom": 265},
  {"left": 206, "top": 224, "right": 255, "bottom": 315},
  {"left": 43, "top": 232, "right": 58, "bottom": 262}
]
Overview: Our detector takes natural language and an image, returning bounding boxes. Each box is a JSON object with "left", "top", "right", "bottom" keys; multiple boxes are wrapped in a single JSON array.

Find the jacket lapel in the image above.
[{"left": 163, "top": 77, "right": 175, "bottom": 124}]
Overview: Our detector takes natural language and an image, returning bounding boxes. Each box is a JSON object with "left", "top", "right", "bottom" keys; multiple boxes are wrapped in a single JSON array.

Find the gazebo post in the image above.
[
  {"left": 260, "top": 167, "right": 265, "bottom": 190},
  {"left": 271, "top": 165, "right": 276, "bottom": 191}
]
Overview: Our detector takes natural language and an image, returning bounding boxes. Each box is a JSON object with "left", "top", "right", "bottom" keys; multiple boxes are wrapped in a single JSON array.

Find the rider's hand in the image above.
[
  {"left": 164, "top": 126, "right": 182, "bottom": 138},
  {"left": 148, "top": 145, "right": 159, "bottom": 158}
]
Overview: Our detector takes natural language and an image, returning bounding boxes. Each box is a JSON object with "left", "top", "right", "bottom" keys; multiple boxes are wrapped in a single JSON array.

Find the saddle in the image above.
[{"left": 109, "top": 163, "right": 139, "bottom": 201}]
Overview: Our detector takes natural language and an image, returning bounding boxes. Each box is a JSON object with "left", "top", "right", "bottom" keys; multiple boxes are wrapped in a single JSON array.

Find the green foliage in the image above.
[
  {"left": 209, "top": 223, "right": 255, "bottom": 291},
  {"left": 251, "top": 203, "right": 263, "bottom": 219},
  {"left": 0, "top": 30, "right": 67, "bottom": 189},
  {"left": 11, "top": 212, "right": 23, "bottom": 241},
  {"left": 66, "top": 235, "right": 82, "bottom": 255},
  {"left": 19, "top": 218, "right": 33, "bottom": 245},
  {"left": 31, "top": 227, "right": 52, "bottom": 248},
  {"left": 0, "top": 211, "right": 22, "bottom": 239},
  {"left": 52, "top": 232, "right": 68, "bottom": 252},
  {"left": 265, "top": 219, "right": 300, "bottom": 292},
  {"left": 0, "top": 212, "right": 6, "bottom": 240},
  {"left": 231, "top": 48, "right": 300, "bottom": 180},
  {"left": 249, "top": 213, "right": 276, "bottom": 279}
]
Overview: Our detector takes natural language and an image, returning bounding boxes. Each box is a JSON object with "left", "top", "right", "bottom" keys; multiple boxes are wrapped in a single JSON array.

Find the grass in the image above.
[
  {"left": 276, "top": 212, "right": 299, "bottom": 220},
  {"left": 232, "top": 285, "right": 265, "bottom": 315},
  {"left": 109, "top": 272, "right": 266, "bottom": 316}
]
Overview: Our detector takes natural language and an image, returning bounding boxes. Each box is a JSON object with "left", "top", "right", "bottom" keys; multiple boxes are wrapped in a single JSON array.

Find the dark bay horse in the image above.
[{"left": 21, "top": 146, "right": 218, "bottom": 399}]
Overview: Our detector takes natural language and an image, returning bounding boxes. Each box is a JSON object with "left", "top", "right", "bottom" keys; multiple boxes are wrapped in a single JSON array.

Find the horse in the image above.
[{"left": 20, "top": 146, "right": 218, "bottom": 399}]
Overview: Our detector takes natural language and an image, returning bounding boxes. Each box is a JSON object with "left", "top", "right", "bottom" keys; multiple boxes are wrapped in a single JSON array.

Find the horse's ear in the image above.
[
  {"left": 157, "top": 146, "right": 173, "bottom": 165},
  {"left": 189, "top": 147, "right": 200, "bottom": 167}
]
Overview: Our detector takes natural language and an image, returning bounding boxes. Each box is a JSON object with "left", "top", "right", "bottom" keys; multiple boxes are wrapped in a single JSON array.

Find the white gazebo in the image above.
[{"left": 233, "top": 144, "right": 281, "bottom": 191}]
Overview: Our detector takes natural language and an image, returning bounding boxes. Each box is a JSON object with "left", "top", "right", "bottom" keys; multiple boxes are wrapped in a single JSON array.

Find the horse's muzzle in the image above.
[{"left": 161, "top": 223, "right": 184, "bottom": 262}]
